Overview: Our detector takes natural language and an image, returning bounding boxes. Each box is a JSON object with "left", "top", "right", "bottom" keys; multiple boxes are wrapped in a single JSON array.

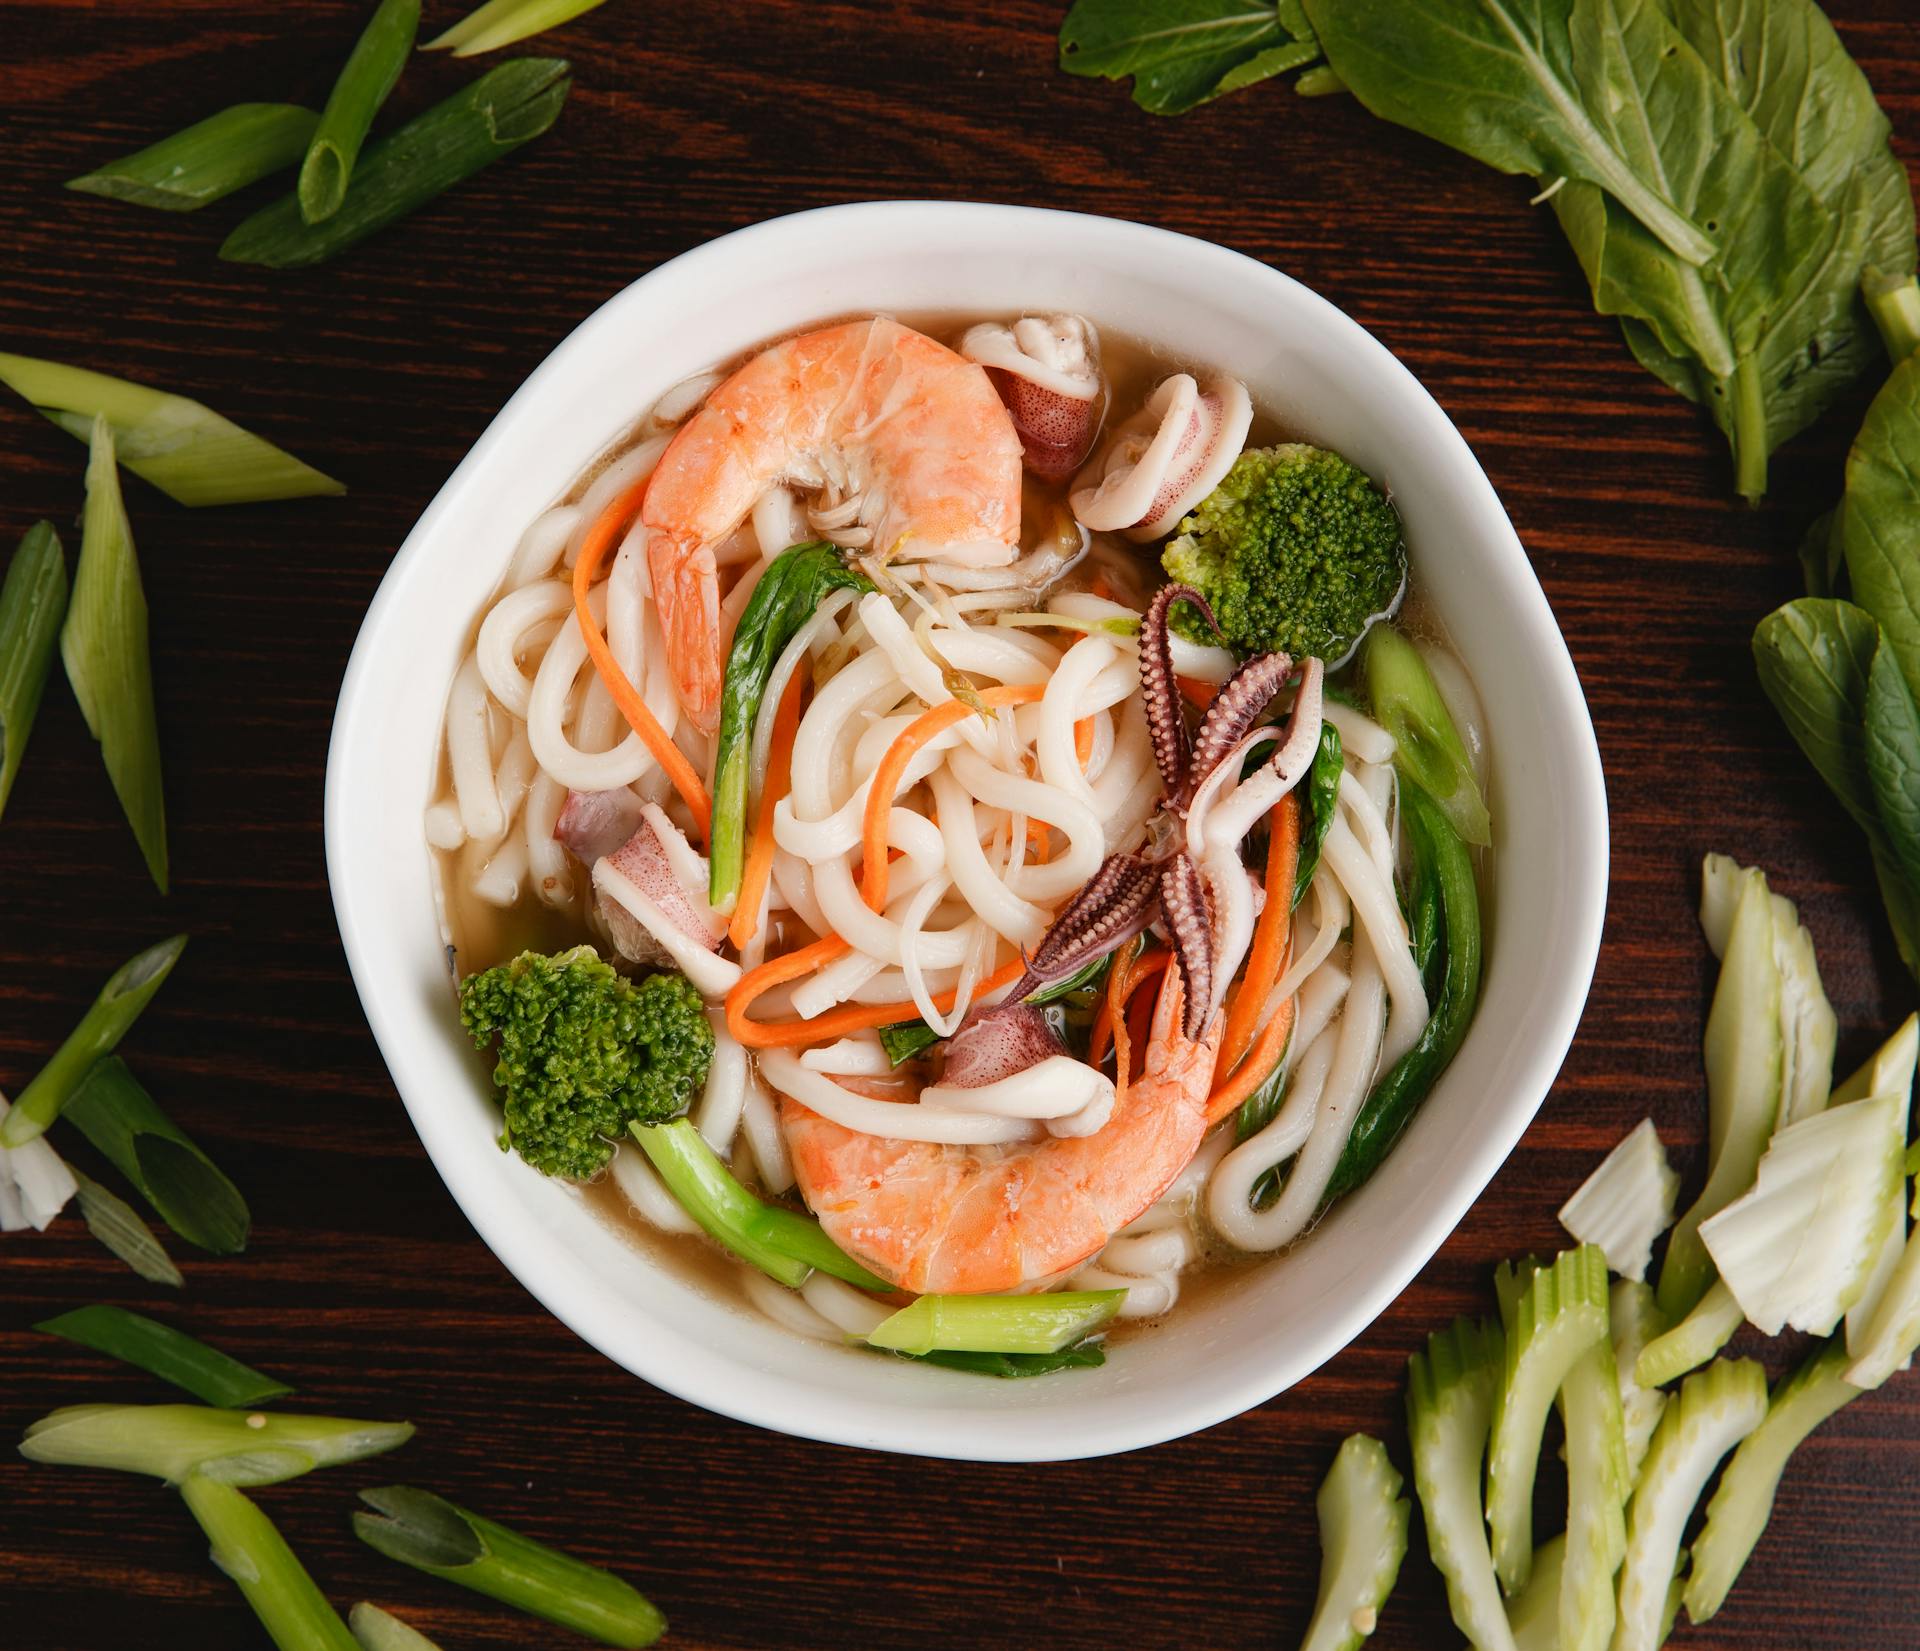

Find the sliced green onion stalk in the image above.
[
  {"left": 20, "top": 1402, "right": 413, "bottom": 1486},
  {"left": 1298, "top": 1434, "right": 1409, "bottom": 1651},
  {"left": 223, "top": 58, "right": 572, "bottom": 269},
  {"left": 301, "top": 0, "right": 421, "bottom": 223},
  {"left": 73, "top": 1170, "right": 182, "bottom": 1285},
  {"left": 181, "top": 1476, "right": 361, "bottom": 1651},
  {"left": 64, "top": 418, "right": 168, "bottom": 890},
  {"left": 1612, "top": 1359, "right": 1767, "bottom": 1651},
  {"left": 629, "top": 1119, "right": 886, "bottom": 1289},
  {"left": 0, "top": 933, "right": 187, "bottom": 1147},
  {"left": 1486, "top": 1245, "right": 1609, "bottom": 1593},
  {"left": 425, "top": 0, "right": 610, "bottom": 56},
  {"left": 37, "top": 1305, "right": 291, "bottom": 1408},
  {"left": 68, "top": 105, "right": 319, "bottom": 211},
  {"left": 1361, "top": 623, "right": 1490, "bottom": 847},
  {"left": 1864, "top": 266, "right": 1920, "bottom": 365},
  {"left": 1684, "top": 1339, "right": 1860, "bottom": 1623},
  {"left": 1635, "top": 1277, "right": 1744, "bottom": 1389},
  {"left": 1557, "top": 1334, "right": 1629, "bottom": 1651},
  {"left": 0, "top": 521, "right": 67, "bottom": 823},
  {"left": 353, "top": 1486, "right": 665, "bottom": 1648},
  {"left": 64, "top": 1056, "right": 250, "bottom": 1253},
  {"left": 865, "top": 1290, "right": 1124, "bottom": 1356},
  {"left": 0, "top": 352, "right": 344, "bottom": 506},
  {"left": 349, "top": 1602, "right": 444, "bottom": 1651}
]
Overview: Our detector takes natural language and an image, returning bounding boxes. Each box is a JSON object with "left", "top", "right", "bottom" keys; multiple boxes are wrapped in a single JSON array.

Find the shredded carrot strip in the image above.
[
  {"left": 1219, "top": 792, "right": 1302, "bottom": 1077},
  {"left": 726, "top": 954, "right": 1025, "bottom": 1050},
  {"left": 1088, "top": 572, "right": 1113, "bottom": 600},
  {"left": 1025, "top": 818, "right": 1052, "bottom": 864},
  {"left": 1119, "top": 950, "right": 1170, "bottom": 1097},
  {"left": 1176, "top": 674, "right": 1216, "bottom": 709},
  {"left": 1089, "top": 935, "right": 1139, "bottom": 1072},
  {"left": 726, "top": 669, "right": 803, "bottom": 950},
  {"left": 571, "top": 478, "right": 713, "bottom": 842},
  {"left": 1073, "top": 715, "right": 1095, "bottom": 770},
  {"left": 1206, "top": 999, "right": 1294, "bottom": 1125}
]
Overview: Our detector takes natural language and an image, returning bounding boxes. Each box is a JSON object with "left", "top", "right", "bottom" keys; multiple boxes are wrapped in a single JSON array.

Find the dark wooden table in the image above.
[{"left": 6, "top": 4, "right": 1919, "bottom": 1646}]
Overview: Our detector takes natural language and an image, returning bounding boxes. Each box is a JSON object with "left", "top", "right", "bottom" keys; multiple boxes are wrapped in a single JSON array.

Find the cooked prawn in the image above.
[
  {"left": 641, "top": 317, "right": 1023, "bottom": 733},
  {"left": 779, "top": 962, "right": 1220, "bottom": 1294}
]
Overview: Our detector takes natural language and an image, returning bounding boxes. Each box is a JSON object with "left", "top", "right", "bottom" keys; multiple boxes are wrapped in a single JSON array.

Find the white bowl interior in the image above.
[{"left": 326, "top": 202, "right": 1607, "bottom": 1461}]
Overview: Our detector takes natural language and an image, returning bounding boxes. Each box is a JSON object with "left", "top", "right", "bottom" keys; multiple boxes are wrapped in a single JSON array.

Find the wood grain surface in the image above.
[{"left": 5, "top": 4, "right": 1919, "bottom": 1646}]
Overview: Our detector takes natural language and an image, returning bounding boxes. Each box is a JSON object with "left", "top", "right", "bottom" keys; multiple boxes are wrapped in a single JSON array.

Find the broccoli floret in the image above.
[
  {"left": 1161, "top": 443, "right": 1406, "bottom": 662},
  {"left": 459, "top": 946, "right": 714, "bottom": 1180}
]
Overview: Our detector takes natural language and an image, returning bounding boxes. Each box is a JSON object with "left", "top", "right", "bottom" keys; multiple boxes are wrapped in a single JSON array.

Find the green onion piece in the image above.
[
  {"left": 0, "top": 351, "right": 344, "bottom": 506},
  {"left": 73, "top": 1170, "right": 183, "bottom": 1287},
  {"left": 68, "top": 105, "right": 319, "bottom": 211},
  {"left": 223, "top": 58, "right": 571, "bottom": 268},
  {"left": 0, "top": 934, "right": 187, "bottom": 1147},
  {"left": 1361, "top": 623, "right": 1491, "bottom": 847},
  {"left": 64, "top": 1056, "right": 250, "bottom": 1253},
  {"left": 64, "top": 418, "right": 169, "bottom": 889},
  {"left": 866, "top": 1290, "right": 1126, "bottom": 1356},
  {"left": 901, "top": 1343, "right": 1107, "bottom": 1378},
  {"left": 0, "top": 521, "right": 67, "bottom": 823},
  {"left": 36, "top": 1306, "right": 291, "bottom": 1408},
  {"left": 353, "top": 1486, "right": 666, "bottom": 1649},
  {"left": 629, "top": 1119, "right": 888, "bottom": 1290},
  {"left": 301, "top": 0, "right": 421, "bottom": 223},
  {"left": 349, "top": 1602, "right": 445, "bottom": 1651},
  {"left": 20, "top": 1403, "right": 413, "bottom": 1486},
  {"left": 181, "top": 1476, "right": 361, "bottom": 1651},
  {"left": 425, "top": 0, "right": 610, "bottom": 56}
]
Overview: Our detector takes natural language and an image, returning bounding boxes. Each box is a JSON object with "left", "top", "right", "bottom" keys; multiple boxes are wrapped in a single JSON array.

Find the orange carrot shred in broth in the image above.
[
  {"left": 1219, "top": 792, "right": 1301, "bottom": 1078},
  {"left": 1206, "top": 996, "right": 1294, "bottom": 1125},
  {"left": 1073, "top": 715, "right": 1095, "bottom": 770}
]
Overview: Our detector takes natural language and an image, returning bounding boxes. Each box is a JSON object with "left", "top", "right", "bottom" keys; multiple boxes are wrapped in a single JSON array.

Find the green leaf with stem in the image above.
[
  {"left": 21, "top": 1403, "right": 413, "bottom": 1486},
  {"left": 37, "top": 1306, "right": 290, "bottom": 1407},
  {"left": 1753, "top": 597, "right": 1884, "bottom": 835},
  {"left": 181, "top": 1476, "right": 361, "bottom": 1651},
  {"left": 69, "top": 105, "right": 319, "bottom": 211},
  {"left": 1058, "top": 0, "right": 1322, "bottom": 117},
  {"left": 0, "top": 521, "right": 67, "bottom": 823},
  {"left": 1844, "top": 353, "right": 1920, "bottom": 712},
  {"left": 425, "top": 0, "right": 611, "bottom": 56},
  {"left": 1362, "top": 624, "right": 1489, "bottom": 845},
  {"left": 72, "top": 1171, "right": 182, "bottom": 1287},
  {"left": 865, "top": 1290, "right": 1125, "bottom": 1356},
  {"left": 301, "top": 0, "right": 420, "bottom": 224},
  {"left": 1865, "top": 639, "right": 1920, "bottom": 901}
]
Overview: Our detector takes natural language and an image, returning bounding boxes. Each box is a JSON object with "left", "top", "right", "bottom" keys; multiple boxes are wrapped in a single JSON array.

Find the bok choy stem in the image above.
[
  {"left": 68, "top": 105, "right": 319, "bottom": 211},
  {"left": 0, "top": 521, "right": 67, "bottom": 823},
  {"left": 301, "top": 0, "right": 421, "bottom": 223}
]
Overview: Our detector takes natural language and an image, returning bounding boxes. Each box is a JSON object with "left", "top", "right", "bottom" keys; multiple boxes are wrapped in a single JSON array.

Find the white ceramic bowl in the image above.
[{"left": 326, "top": 201, "right": 1607, "bottom": 1462}]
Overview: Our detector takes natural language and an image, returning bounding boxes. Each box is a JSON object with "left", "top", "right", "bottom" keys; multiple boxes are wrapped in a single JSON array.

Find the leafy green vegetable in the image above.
[
  {"left": 37, "top": 1306, "right": 291, "bottom": 1408},
  {"left": 1362, "top": 623, "right": 1490, "bottom": 846},
  {"left": 1058, "top": 0, "right": 1326, "bottom": 115},
  {"left": 68, "top": 105, "right": 319, "bottom": 211},
  {"left": 1754, "top": 598, "right": 1882, "bottom": 833},
  {"left": 182, "top": 1477, "right": 362, "bottom": 1651},
  {"left": 1291, "top": 719, "right": 1342, "bottom": 908},
  {"left": 301, "top": 0, "right": 421, "bottom": 224},
  {"left": 1865, "top": 643, "right": 1920, "bottom": 900},
  {"left": 0, "top": 521, "right": 66, "bottom": 824},
  {"left": 899, "top": 1343, "right": 1108, "bottom": 1378},
  {"left": 876, "top": 951, "right": 1111, "bottom": 1066},
  {"left": 1843, "top": 353, "right": 1920, "bottom": 708}
]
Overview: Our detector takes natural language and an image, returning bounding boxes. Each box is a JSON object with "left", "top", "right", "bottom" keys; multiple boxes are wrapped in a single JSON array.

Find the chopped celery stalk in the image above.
[
  {"left": 0, "top": 1093, "right": 79, "bottom": 1230},
  {"left": 20, "top": 1403, "right": 413, "bottom": 1485},
  {"left": 1684, "top": 1340, "right": 1859, "bottom": 1622},
  {"left": 1492, "top": 1254, "right": 1546, "bottom": 1329},
  {"left": 425, "top": 0, "right": 610, "bottom": 56},
  {"left": 1845, "top": 1181, "right": 1920, "bottom": 1389},
  {"left": 0, "top": 934, "right": 187, "bottom": 1146},
  {"left": 1502, "top": 1532, "right": 1561, "bottom": 1651},
  {"left": 1699, "top": 1087, "right": 1908, "bottom": 1336},
  {"left": 1610, "top": 1280, "right": 1669, "bottom": 1482},
  {"left": 349, "top": 1602, "right": 444, "bottom": 1651},
  {"left": 223, "top": 59, "right": 572, "bottom": 268},
  {"left": 354, "top": 1485, "right": 665, "bottom": 1647},
  {"left": 1361, "top": 623, "right": 1490, "bottom": 846},
  {"left": 629, "top": 1120, "right": 886, "bottom": 1290},
  {"left": 1612, "top": 1359, "right": 1767, "bottom": 1651},
  {"left": 1634, "top": 1280, "right": 1743, "bottom": 1390},
  {"left": 64, "top": 1056, "right": 250, "bottom": 1253},
  {"left": 866, "top": 1290, "right": 1124, "bottom": 1356},
  {"left": 1404, "top": 1318, "right": 1513, "bottom": 1651},
  {"left": 0, "top": 352, "right": 343, "bottom": 505},
  {"left": 68, "top": 105, "right": 318, "bottom": 211},
  {"left": 1557, "top": 1337, "right": 1628, "bottom": 1651},
  {"left": 0, "top": 522, "right": 66, "bottom": 822},
  {"left": 72, "top": 1170, "right": 181, "bottom": 1285},
  {"left": 301, "top": 0, "right": 420, "bottom": 223},
  {"left": 1487, "top": 1247, "right": 1608, "bottom": 1593},
  {"left": 1659, "top": 869, "right": 1783, "bottom": 1319},
  {"left": 1838, "top": 1013, "right": 1917, "bottom": 1355},
  {"left": 181, "top": 1476, "right": 360, "bottom": 1651},
  {"left": 1556, "top": 1118, "right": 1676, "bottom": 1282},
  {"left": 37, "top": 1306, "right": 290, "bottom": 1407},
  {"left": 65, "top": 418, "right": 168, "bottom": 890},
  {"left": 1298, "top": 1434, "right": 1409, "bottom": 1651}
]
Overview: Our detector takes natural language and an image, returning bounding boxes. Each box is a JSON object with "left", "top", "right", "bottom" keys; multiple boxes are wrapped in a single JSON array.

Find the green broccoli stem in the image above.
[
  {"left": 1864, "top": 267, "right": 1920, "bottom": 365},
  {"left": 181, "top": 1476, "right": 360, "bottom": 1651},
  {"left": 1728, "top": 353, "right": 1770, "bottom": 506},
  {"left": 865, "top": 1290, "right": 1126, "bottom": 1355},
  {"left": 629, "top": 1119, "right": 888, "bottom": 1290}
]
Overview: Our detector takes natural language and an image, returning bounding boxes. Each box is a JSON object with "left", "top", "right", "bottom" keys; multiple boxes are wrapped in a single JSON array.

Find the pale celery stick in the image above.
[
  {"left": 1685, "top": 1340, "right": 1859, "bottom": 1622},
  {"left": 0, "top": 352, "right": 342, "bottom": 505},
  {"left": 425, "top": 0, "right": 610, "bottom": 55},
  {"left": 1610, "top": 1281, "right": 1669, "bottom": 1481},
  {"left": 1487, "top": 1247, "right": 1609, "bottom": 1593},
  {"left": 1556, "top": 1119, "right": 1676, "bottom": 1282},
  {"left": 20, "top": 1403, "right": 413, "bottom": 1485},
  {"left": 182, "top": 1476, "right": 360, "bottom": 1651},
  {"left": 1634, "top": 1279, "right": 1743, "bottom": 1390},
  {"left": 1404, "top": 1318, "right": 1513, "bottom": 1650},
  {"left": 68, "top": 105, "right": 318, "bottom": 211},
  {"left": 0, "top": 522, "right": 66, "bottom": 822},
  {"left": 1613, "top": 1360, "right": 1767, "bottom": 1651},
  {"left": 1503, "top": 1532, "right": 1562, "bottom": 1651},
  {"left": 1298, "top": 1435, "right": 1409, "bottom": 1651},
  {"left": 1556, "top": 1335, "right": 1628, "bottom": 1651}
]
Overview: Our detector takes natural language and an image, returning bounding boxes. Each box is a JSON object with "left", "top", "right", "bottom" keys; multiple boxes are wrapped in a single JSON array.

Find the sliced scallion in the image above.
[
  {"left": 37, "top": 1306, "right": 291, "bottom": 1407},
  {"left": 68, "top": 105, "right": 319, "bottom": 211},
  {"left": 349, "top": 1602, "right": 444, "bottom": 1651},
  {"left": 64, "top": 1056, "right": 250, "bottom": 1254},
  {"left": 866, "top": 1290, "right": 1126, "bottom": 1356},
  {"left": 0, "top": 934, "right": 187, "bottom": 1147},
  {"left": 0, "top": 352, "right": 344, "bottom": 506},
  {"left": 223, "top": 58, "right": 571, "bottom": 269},
  {"left": 20, "top": 1402, "right": 414, "bottom": 1486},
  {"left": 0, "top": 521, "right": 66, "bottom": 823},
  {"left": 301, "top": 0, "right": 421, "bottom": 223},
  {"left": 181, "top": 1476, "right": 361, "bottom": 1651},
  {"left": 425, "top": 0, "right": 610, "bottom": 57},
  {"left": 71, "top": 1173, "right": 183, "bottom": 1287},
  {"left": 353, "top": 1486, "right": 666, "bottom": 1648}
]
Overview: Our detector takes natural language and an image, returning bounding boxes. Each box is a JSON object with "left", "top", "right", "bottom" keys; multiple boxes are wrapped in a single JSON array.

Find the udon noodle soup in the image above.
[{"left": 430, "top": 311, "right": 1489, "bottom": 1367}]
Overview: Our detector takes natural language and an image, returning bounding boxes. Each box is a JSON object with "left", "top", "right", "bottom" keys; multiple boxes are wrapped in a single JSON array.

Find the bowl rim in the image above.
[{"left": 326, "top": 199, "right": 1609, "bottom": 1460}]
